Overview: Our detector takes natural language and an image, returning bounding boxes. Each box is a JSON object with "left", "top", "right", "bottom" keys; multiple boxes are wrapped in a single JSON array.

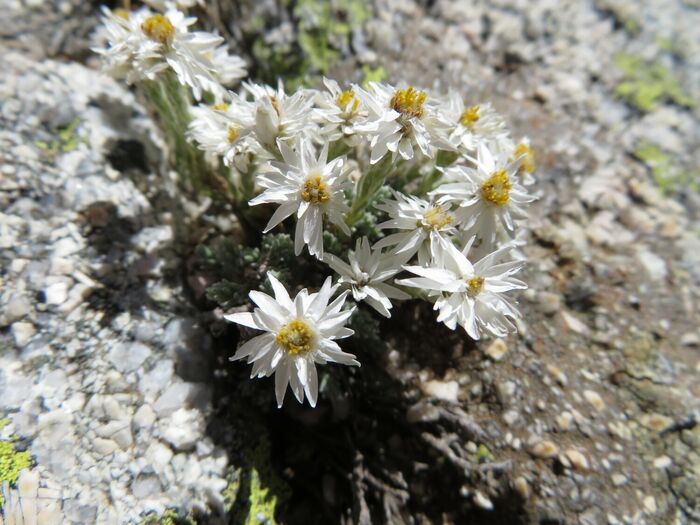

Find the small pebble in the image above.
[
  {"left": 584, "top": 390, "right": 605, "bottom": 411},
  {"left": 485, "top": 338, "right": 508, "bottom": 361},
  {"left": 546, "top": 364, "right": 567, "bottom": 386},
  {"left": 530, "top": 440, "right": 559, "bottom": 458},
  {"left": 473, "top": 490, "right": 493, "bottom": 511},
  {"left": 514, "top": 477, "right": 530, "bottom": 499},
  {"left": 565, "top": 449, "right": 589, "bottom": 471},
  {"left": 611, "top": 473, "right": 627, "bottom": 486}
]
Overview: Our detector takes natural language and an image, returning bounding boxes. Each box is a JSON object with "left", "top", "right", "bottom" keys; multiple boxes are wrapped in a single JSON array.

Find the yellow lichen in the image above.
[
  {"left": 0, "top": 441, "right": 32, "bottom": 509},
  {"left": 390, "top": 86, "right": 427, "bottom": 119},
  {"left": 460, "top": 105, "right": 480, "bottom": 127},
  {"left": 422, "top": 206, "right": 453, "bottom": 230},
  {"left": 514, "top": 143, "right": 535, "bottom": 174},
  {"left": 480, "top": 170, "right": 512, "bottom": 206},
  {"left": 301, "top": 175, "right": 331, "bottom": 205},
  {"left": 276, "top": 319, "right": 314, "bottom": 355},
  {"left": 141, "top": 14, "right": 175, "bottom": 45}
]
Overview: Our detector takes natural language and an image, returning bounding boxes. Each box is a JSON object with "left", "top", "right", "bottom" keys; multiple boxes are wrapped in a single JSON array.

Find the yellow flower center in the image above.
[
  {"left": 390, "top": 86, "right": 427, "bottom": 119},
  {"left": 514, "top": 142, "right": 535, "bottom": 174},
  {"left": 467, "top": 277, "right": 485, "bottom": 297},
  {"left": 141, "top": 14, "right": 175, "bottom": 45},
  {"left": 301, "top": 175, "right": 331, "bottom": 204},
  {"left": 226, "top": 126, "right": 240, "bottom": 144},
  {"left": 480, "top": 170, "right": 512, "bottom": 206},
  {"left": 276, "top": 319, "right": 314, "bottom": 355},
  {"left": 459, "top": 105, "right": 480, "bottom": 127},
  {"left": 337, "top": 90, "right": 360, "bottom": 113},
  {"left": 422, "top": 206, "right": 453, "bottom": 230},
  {"left": 212, "top": 102, "right": 229, "bottom": 111}
]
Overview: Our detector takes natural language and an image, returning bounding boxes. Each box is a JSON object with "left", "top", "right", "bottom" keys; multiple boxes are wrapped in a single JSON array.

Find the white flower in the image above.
[
  {"left": 440, "top": 92, "right": 510, "bottom": 152},
  {"left": 373, "top": 190, "right": 458, "bottom": 264},
  {"left": 244, "top": 82, "right": 316, "bottom": 153},
  {"left": 210, "top": 45, "right": 248, "bottom": 89},
  {"left": 510, "top": 138, "right": 536, "bottom": 186},
  {"left": 431, "top": 143, "right": 535, "bottom": 246},
  {"left": 356, "top": 82, "right": 451, "bottom": 164},
  {"left": 323, "top": 237, "right": 411, "bottom": 317},
  {"left": 94, "top": 5, "right": 229, "bottom": 100},
  {"left": 225, "top": 273, "right": 358, "bottom": 407},
  {"left": 250, "top": 139, "right": 352, "bottom": 258},
  {"left": 397, "top": 236, "right": 526, "bottom": 339},
  {"left": 313, "top": 78, "right": 367, "bottom": 144},
  {"left": 188, "top": 96, "right": 257, "bottom": 166}
]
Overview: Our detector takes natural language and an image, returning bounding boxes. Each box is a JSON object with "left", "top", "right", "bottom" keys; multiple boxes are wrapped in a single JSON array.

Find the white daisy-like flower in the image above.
[
  {"left": 313, "top": 78, "right": 367, "bottom": 145},
  {"left": 431, "top": 143, "right": 535, "bottom": 246},
  {"left": 323, "top": 237, "right": 411, "bottom": 317},
  {"left": 209, "top": 45, "right": 248, "bottom": 89},
  {"left": 94, "top": 5, "right": 228, "bottom": 100},
  {"left": 440, "top": 92, "right": 510, "bottom": 152},
  {"left": 244, "top": 82, "right": 317, "bottom": 154},
  {"left": 188, "top": 95, "right": 257, "bottom": 166},
  {"left": 510, "top": 138, "right": 536, "bottom": 186},
  {"left": 250, "top": 138, "right": 352, "bottom": 258},
  {"left": 356, "top": 82, "right": 451, "bottom": 164},
  {"left": 373, "top": 190, "right": 458, "bottom": 265},
  {"left": 397, "top": 236, "right": 526, "bottom": 339},
  {"left": 225, "top": 273, "right": 358, "bottom": 407}
]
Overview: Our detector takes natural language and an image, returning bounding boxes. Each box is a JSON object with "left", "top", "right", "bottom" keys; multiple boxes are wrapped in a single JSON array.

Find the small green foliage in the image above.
[
  {"left": 347, "top": 308, "right": 385, "bottom": 353},
  {"left": 614, "top": 53, "right": 694, "bottom": 112},
  {"left": 632, "top": 141, "right": 700, "bottom": 194},
  {"left": 475, "top": 444, "right": 494, "bottom": 463},
  {"left": 198, "top": 233, "right": 300, "bottom": 308},
  {"left": 0, "top": 440, "right": 32, "bottom": 509},
  {"left": 0, "top": 419, "right": 8, "bottom": 430},
  {"left": 361, "top": 65, "right": 387, "bottom": 88},
  {"left": 139, "top": 509, "right": 196, "bottom": 525}
]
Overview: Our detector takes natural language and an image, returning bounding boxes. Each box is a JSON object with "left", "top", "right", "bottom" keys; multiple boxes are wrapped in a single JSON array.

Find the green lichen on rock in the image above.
[
  {"left": 35, "top": 117, "right": 84, "bottom": 155},
  {"left": 226, "top": 437, "right": 290, "bottom": 525},
  {"left": 0, "top": 440, "right": 32, "bottom": 509},
  {"left": 139, "top": 509, "right": 196, "bottom": 525},
  {"left": 614, "top": 53, "right": 694, "bottom": 112},
  {"left": 633, "top": 141, "right": 700, "bottom": 194}
]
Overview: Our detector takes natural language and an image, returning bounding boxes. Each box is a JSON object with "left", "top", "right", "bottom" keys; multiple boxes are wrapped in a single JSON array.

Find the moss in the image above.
[
  {"left": 614, "top": 53, "right": 694, "bottom": 112},
  {"left": 0, "top": 440, "right": 32, "bottom": 509},
  {"left": 361, "top": 65, "right": 387, "bottom": 88},
  {"left": 0, "top": 419, "right": 8, "bottom": 430},
  {"left": 633, "top": 141, "right": 700, "bottom": 194}
]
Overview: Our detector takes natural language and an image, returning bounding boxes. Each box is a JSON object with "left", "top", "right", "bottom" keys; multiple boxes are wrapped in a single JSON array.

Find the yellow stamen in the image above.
[
  {"left": 270, "top": 96, "right": 281, "bottom": 116},
  {"left": 336, "top": 90, "right": 360, "bottom": 112},
  {"left": 480, "top": 170, "right": 512, "bottom": 206},
  {"left": 276, "top": 319, "right": 314, "bottom": 355},
  {"left": 459, "top": 105, "right": 480, "bottom": 127},
  {"left": 467, "top": 277, "right": 485, "bottom": 297},
  {"left": 514, "top": 142, "right": 535, "bottom": 174},
  {"left": 422, "top": 206, "right": 453, "bottom": 230},
  {"left": 141, "top": 14, "right": 175, "bottom": 45},
  {"left": 390, "top": 86, "right": 427, "bottom": 119},
  {"left": 301, "top": 175, "right": 331, "bottom": 204},
  {"left": 213, "top": 102, "right": 229, "bottom": 111},
  {"left": 226, "top": 126, "right": 240, "bottom": 144}
]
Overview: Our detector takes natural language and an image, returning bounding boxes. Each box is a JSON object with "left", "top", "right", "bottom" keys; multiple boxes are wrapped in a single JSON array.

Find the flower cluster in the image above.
[{"left": 95, "top": 4, "right": 537, "bottom": 407}]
